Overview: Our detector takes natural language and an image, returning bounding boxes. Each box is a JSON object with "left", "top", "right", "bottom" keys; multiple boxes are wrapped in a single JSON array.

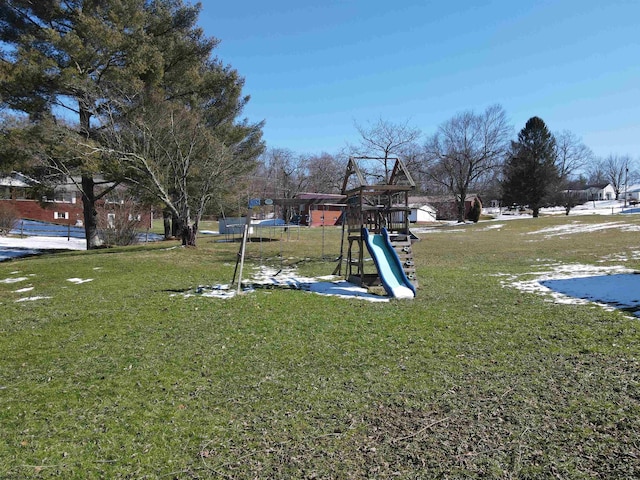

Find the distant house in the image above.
[
  {"left": 412, "top": 194, "right": 480, "bottom": 221},
  {"left": 622, "top": 184, "right": 640, "bottom": 204},
  {"left": 584, "top": 183, "right": 616, "bottom": 201},
  {"left": 407, "top": 198, "right": 437, "bottom": 223},
  {"left": 297, "top": 193, "right": 345, "bottom": 227},
  {"left": 0, "top": 172, "right": 40, "bottom": 201},
  {"left": 0, "top": 172, "right": 152, "bottom": 229},
  {"left": 270, "top": 193, "right": 345, "bottom": 227}
]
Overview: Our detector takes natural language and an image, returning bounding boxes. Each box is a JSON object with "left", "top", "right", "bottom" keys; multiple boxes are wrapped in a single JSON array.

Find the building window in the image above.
[
  {"left": 54, "top": 211, "right": 69, "bottom": 220},
  {"left": 54, "top": 191, "right": 76, "bottom": 203},
  {"left": 107, "top": 213, "right": 116, "bottom": 228}
]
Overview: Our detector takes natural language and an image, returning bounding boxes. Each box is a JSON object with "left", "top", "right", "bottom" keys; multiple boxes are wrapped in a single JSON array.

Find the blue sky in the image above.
[{"left": 198, "top": 1, "right": 639, "bottom": 158}]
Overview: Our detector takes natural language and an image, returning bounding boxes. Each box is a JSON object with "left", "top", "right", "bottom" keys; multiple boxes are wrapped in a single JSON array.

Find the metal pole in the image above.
[{"left": 624, "top": 167, "right": 629, "bottom": 209}]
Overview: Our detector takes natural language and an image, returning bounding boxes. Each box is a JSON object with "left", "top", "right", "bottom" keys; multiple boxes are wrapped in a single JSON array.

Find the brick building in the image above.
[{"left": 0, "top": 173, "right": 152, "bottom": 229}]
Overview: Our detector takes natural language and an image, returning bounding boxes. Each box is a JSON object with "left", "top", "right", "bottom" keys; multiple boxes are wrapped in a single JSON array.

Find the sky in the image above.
[{"left": 196, "top": 0, "right": 640, "bottom": 158}]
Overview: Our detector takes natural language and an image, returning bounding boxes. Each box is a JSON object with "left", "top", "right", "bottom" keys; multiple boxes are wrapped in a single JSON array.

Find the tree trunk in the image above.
[
  {"left": 163, "top": 209, "right": 172, "bottom": 239},
  {"left": 171, "top": 213, "right": 181, "bottom": 237},
  {"left": 81, "top": 175, "right": 103, "bottom": 249},
  {"left": 181, "top": 222, "right": 197, "bottom": 246},
  {"left": 456, "top": 196, "right": 466, "bottom": 223}
]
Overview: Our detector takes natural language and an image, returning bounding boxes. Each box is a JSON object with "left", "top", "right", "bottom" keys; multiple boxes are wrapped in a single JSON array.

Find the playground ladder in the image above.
[{"left": 387, "top": 232, "right": 418, "bottom": 288}]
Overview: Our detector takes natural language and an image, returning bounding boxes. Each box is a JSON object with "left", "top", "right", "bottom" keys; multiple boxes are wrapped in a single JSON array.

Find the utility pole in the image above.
[{"left": 624, "top": 167, "right": 629, "bottom": 209}]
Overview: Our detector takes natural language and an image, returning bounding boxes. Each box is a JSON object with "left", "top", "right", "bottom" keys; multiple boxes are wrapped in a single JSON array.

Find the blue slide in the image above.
[{"left": 362, "top": 227, "right": 416, "bottom": 299}]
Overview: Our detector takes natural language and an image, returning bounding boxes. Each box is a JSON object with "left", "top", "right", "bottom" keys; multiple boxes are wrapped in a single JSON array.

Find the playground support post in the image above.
[{"left": 233, "top": 215, "right": 252, "bottom": 293}]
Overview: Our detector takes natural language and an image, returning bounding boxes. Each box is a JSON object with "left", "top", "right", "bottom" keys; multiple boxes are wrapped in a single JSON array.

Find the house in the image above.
[
  {"left": 0, "top": 172, "right": 83, "bottom": 224},
  {"left": 584, "top": 183, "right": 616, "bottom": 201},
  {"left": 298, "top": 193, "right": 345, "bottom": 227},
  {"left": 0, "top": 172, "right": 152, "bottom": 229},
  {"left": 270, "top": 193, "right": 345, "bottom": 227},
  {"left": 0, "top": 172, "right": 33, "bottom": 199},
  {"left": 622, "top": 184, "right": 640, "bottom": 204},
  {"left": 412, "top": 194, "right": 481, "bottom": 221},
  {"left": 407, "top": 198, "right": 437, "bottom": 223}
]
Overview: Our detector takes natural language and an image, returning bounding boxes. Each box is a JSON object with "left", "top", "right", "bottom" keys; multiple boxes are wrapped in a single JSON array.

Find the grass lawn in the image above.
[{"left": 1, "top": 215, "right": 639, "bottom": 478}]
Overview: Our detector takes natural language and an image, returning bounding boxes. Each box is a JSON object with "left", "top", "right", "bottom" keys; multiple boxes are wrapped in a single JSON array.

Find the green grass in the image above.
[{"left": 1, "top": 215, "right": 640, "bottom": 478}]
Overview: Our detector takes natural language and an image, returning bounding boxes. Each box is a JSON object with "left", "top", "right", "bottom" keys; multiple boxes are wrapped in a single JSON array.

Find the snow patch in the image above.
[
  {"left": 498, "top": 262, "right": 639, "bottom": 317},
  {"left": 0, "top": 235, "right": 86, "bottom": 251},
  {"left": 479, "top": 224, "right": 504, "bottom": 231},
  {"left": 67, "top": 278, "right": 93, "bottom": 284},
  {"left": 526, "top": 221, "right": 634, "bottom": 238},
  {"left": 177, "top": 266, "right": 390, "bottom": 302},
  {"left": 15, "top": 296, "right": 51, "bottom": 303},
  {"left": 1, "top": 277, "right": 28, "bottom": 284},
  {"left": 13, "top": 286, "right": 34, "bottom": 293}
]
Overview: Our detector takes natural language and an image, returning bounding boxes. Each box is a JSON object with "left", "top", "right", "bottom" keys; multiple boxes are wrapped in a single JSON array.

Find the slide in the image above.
[{"left": 362, "top": 227, "right": 416, "bottom": 299}]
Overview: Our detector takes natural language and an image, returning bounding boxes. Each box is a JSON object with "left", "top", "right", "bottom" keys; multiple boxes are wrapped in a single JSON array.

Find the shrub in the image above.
[
  {"left": 467, "top": 198, "right": 482, "bottom": 223},
  {"left": 0, "top": 203, "right": 18, "bottom": 235},
  {"left": 98, "top": 208, "right": 140, "bottom": 246}
]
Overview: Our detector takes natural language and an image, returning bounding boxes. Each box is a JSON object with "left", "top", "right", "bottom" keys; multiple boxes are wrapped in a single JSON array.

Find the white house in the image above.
[
  {"left": 0, "top": 172, "right": 34, "bottom": 199},
  {"left": 408, "top": 201, "right": 437, "bottom": 223},
  {"left": 585, "top": 183, "right": 616, "bottom": 201},
  {"left": 622, "top": 184, "right": 640, "bottom": 204}
]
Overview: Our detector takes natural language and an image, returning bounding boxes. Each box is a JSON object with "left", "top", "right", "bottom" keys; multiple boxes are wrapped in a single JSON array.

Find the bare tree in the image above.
[
  {"left": 352, "top": 118, "right": 421, "bottom": 183},
  {"left": 305, "top": 152, "right": 345, "bottom": 194},
  {"left": 423, "top": 104, "right": 511, "bottom": 222},
  {"left": 260, "top": 148, "right": 308, "bottom": 221},
  {"left": 100, "top": 98, "right": 251, "bottom": 246},
  {"left": 586, "top": 161, "right": 607, "bottom": 185},
  {"left": 396, "top": 142, "right": 426, "bottom": 192},
  {"left": 601, "top": 154, "right": 632, "bottom": 200},
  {"left": 554, "top": 130, "right": 594, "bottom": 181},
  {"left": 553, "top": 130, "right": 594, "bottom": 214}
]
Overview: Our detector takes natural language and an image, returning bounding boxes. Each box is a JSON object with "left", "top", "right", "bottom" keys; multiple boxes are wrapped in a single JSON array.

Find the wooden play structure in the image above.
[{"left": 335, "top": 157, "right": 418, "bottom": 298}]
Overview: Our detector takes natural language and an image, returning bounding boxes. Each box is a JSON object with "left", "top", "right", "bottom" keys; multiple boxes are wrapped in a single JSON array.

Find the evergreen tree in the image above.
[
  {"left": 502, "top": 117, "right": 559, "bottom": 217},
  {"left": 467, "top": 198, "right": 482, "bottom": 223},
  {"left": 0, "top": 1, "right": 263, "bottom": 248},
  {"left": 1, "top": 0, "right": 169, "bottom": 247}
]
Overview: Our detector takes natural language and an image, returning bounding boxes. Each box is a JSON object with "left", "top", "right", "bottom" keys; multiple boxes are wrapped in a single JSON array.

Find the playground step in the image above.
[
  {"left": 389, "top": 234, "right": 410, "bottom": 242},
  {"left": 389, "top": 237, "right": 411, "bottom": 245}
]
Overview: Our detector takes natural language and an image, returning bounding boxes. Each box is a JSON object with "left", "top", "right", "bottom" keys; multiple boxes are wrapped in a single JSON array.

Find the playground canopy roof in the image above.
[{"left": 341, "top": 157, "right": 415, "bottom": 195}]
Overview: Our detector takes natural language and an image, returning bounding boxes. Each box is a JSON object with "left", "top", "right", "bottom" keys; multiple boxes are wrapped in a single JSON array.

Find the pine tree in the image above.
[
  {"left": 502, "top": 117, "right": 559, "bottom": 217},
  {"left": 1, "top": 1, "right": 164, "bottom": 247},
  {"left": 0, "top": 1, "right": 263, "bottom": 248}
]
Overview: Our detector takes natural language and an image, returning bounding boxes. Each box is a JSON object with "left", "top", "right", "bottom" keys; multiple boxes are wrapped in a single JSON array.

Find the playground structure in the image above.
[
  {"left": 231, "top": 156, "right": 418, "bottom": 299},
  {"left": 335, "top": 157, "right": 418, "bottom": 298}
]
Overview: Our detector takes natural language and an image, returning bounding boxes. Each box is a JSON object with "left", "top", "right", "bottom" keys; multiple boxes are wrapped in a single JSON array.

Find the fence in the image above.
[{"left": 10, "top": 219, "right": 162, "bottom": 243}]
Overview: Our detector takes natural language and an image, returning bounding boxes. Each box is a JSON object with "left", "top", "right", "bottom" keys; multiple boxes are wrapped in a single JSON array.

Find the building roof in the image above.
[
  {"left": 408, "top": 203, "right": 436, "bottom": 212},
  {"left": 0, "top": 172, "right": 36, "bottom": 188},
  {"left": 585, "top": 183, "right": 612, "bottom": 190}
]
